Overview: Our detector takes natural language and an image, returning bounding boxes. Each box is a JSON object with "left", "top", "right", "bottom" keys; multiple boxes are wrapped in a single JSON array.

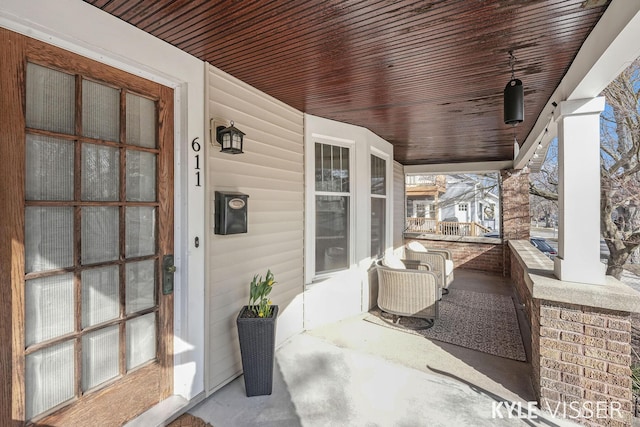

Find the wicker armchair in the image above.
[
  {"left": 376, "top": 259, "right": 440, "bottom": 328},
  {"left": 404, "top": 241, "right": 455, "bottom": 294}
]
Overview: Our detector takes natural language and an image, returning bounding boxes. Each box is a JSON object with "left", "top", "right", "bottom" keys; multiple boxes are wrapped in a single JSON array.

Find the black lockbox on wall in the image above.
[{"left": 215, "top": 191, "right": 249, "bottom": 235}]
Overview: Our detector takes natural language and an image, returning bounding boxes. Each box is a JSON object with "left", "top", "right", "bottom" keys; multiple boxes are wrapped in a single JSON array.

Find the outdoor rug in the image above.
[{"left": 365, "top": 288, "right": 527, "bottom": 361}]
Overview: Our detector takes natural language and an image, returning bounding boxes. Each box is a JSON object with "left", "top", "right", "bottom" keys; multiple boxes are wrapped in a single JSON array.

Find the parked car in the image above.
[
  {"left": 483, "top": 232, "right": 557, "bottom": 259},
  {"left": 530, "top": 237, "right": 557, "bottom": 259}
]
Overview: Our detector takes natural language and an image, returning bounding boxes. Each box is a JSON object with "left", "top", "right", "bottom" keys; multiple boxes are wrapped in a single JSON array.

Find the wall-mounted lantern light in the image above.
[{"left": 211, "top": 119, "right": 245, "bottom": 154}]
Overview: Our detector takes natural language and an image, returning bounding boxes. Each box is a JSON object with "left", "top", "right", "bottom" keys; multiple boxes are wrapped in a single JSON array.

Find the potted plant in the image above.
[{"left": 236, "top": 269, "right": 278, "bottom": 396}]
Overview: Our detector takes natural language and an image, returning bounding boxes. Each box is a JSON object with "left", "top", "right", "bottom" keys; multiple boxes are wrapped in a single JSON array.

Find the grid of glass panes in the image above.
[
  {"left": 370, "top": 155, "right": 386, "bottom": 258},
  {"left": 315, "top": 143, "right": 350, "bottom": 274},
  {"left": 24, "top": 63, "right": 159, "bottom": 419}
]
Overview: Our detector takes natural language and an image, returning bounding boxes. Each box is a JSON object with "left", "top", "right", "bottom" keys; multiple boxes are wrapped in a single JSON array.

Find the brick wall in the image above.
[
  {"left": 510, "top": 250, "right": 528, "bottom": 317},
  {"left": 537, "top": 301, "right": 633, "bottom": 426},
  {"left": 632, "top": 313, "right": 640, "bottom": 365},
  {"left": 414, "top": 239, "right": 504, "bottom": 274}
]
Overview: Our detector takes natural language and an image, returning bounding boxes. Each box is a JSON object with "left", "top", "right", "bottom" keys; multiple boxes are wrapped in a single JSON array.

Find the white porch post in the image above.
[{"left": 554, "top": 97, "right": 606, "bottom": 285}]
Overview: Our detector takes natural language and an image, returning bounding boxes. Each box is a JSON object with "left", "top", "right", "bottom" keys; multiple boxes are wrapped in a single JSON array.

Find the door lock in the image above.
[{"left": 162, "top": 255, "right": 176, "bottom": 295}]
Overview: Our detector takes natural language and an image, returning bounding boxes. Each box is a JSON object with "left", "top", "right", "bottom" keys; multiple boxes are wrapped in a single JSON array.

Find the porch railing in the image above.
[{"left": 405, "top": 218, "right": 492, "bottom": 237}]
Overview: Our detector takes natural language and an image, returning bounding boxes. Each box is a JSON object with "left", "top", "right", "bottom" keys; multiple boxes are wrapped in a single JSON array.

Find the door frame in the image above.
[
  {"left": 1, "top": 0, "right": 208, "bottom": 417},
  {"left": 0, "top": 28, "right": 175, "bottom": 425}
]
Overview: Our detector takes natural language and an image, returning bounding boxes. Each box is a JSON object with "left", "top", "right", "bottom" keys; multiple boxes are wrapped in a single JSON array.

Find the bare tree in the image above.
[
  {"left": 530, "top": 142, "right": 558, "bottom": 228},
  {"left": 530, "top": 58, "right": 640, "bottom": 279},
  {"left": 600, "top": 58, "right": 640, "bottom": 278}
]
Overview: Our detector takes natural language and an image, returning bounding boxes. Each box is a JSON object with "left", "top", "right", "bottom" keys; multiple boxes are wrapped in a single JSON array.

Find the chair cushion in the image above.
[
  {"left": 445, "top": 259, "right": 454, "bottom": 276},
  {"left": 407, "top": 241, "right": 428, "bottom": 252},
  {"left": 382, "top": 255, "right": 406, "bottom": 269}
]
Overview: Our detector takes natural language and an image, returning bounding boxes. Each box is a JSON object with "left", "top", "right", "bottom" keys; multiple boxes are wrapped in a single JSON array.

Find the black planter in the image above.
[{"left": 236, "top": 305, "right": 278, "bottom": 396}]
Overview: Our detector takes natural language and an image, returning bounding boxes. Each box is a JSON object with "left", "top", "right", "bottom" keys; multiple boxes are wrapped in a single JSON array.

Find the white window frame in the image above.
[
  {"left": 304, "top": 114, "right": 394, "bottom": 287},
  {"left": 305, "top": 135, "right": 356, "bottom": 282},
  {"left": 370, "top": 147, "right": 391, "bottom": 260}
]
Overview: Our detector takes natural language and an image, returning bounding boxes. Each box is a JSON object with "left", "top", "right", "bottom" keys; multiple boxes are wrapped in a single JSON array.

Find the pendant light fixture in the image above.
[{"left": 504, "top": 51, "right": 524, "bottom": 126}]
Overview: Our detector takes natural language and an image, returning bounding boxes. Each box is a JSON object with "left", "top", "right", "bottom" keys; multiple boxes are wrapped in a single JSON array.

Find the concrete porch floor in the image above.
[{"left": 184, "top": 269, "right": 580, "bottom": 427}]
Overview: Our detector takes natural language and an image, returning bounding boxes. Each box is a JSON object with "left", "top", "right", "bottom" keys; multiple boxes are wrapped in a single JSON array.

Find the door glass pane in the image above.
[
  {"left": 25, "top": 274, "right": 74, "bottom": 346},
  {"left": 26, "top": 135, "right": 74, "bottom": 201},
  {"left": 25, "top": 63, "right": 75, "bottom": 134},
  {"left": 81, "top": 206, "right": 119, "bottom": 265},
  {"left": 126, "top": 93, "right": 156, "bottom": 148},
  {"left": 26, "top": 340, "right": 75, "bottom": 419},
  {"left": 82, "top": 266, "right": 119, "bottom": 327},
  {"left": 126, "top": 260, "right": 155, "bottom": 314},
  {"left": 82, "top": 80, "right": 120, "bottom": 142},
  {"left": 126, "top": 150, "right": 156, "bottom": 202},
  {"left": 125, "top": 207, "right": 156, "bottom": 258},
  {"left": 82, "top": 326, "right": 119, "bottom": 391},
  {"left": 126, "top": 313, "right": 156, "bottom": 370},
  {"left": 25, "top": 207, "right": 74, "bottom": 273},
  {"left": 81, "top": 143, "right": 120, "bottom": 201},
  {"left": 316, "top": 195, "right": 349, "bottom": 273}
]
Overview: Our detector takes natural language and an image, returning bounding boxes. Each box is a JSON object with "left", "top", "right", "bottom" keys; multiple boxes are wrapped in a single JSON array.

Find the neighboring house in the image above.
[{"left": 406, "top": 174, "right": 500, "bottom": 233}]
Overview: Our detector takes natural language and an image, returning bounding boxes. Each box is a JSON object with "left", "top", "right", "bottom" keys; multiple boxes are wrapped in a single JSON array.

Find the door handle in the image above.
[{"left": 162, "top": 255, "right": 175, "bottom": 295}]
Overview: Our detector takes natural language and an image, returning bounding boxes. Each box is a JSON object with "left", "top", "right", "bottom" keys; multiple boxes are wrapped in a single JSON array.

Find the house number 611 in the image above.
[{"left": 192, "top": 137, "right": 202, "bottom": 187}]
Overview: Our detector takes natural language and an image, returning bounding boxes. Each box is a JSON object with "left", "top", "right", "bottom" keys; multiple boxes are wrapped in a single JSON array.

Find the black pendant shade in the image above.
[{"left": 504, "top": 78, "right": 524, "bottom": 126}]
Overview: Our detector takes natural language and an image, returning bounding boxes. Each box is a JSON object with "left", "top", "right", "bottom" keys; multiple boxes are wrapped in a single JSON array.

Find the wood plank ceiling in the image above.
[{"left": 83, "top": 0, "right": 609, "bottom": 166}]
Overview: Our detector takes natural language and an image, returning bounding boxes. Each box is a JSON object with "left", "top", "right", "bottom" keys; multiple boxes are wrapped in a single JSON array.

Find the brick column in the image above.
[
  {"left": 536, "top": 300, "right": 633, "bottom": 426},
  {"left": 501, "top": 169, "right": 530, "bottom": 274},
  {"left": 501, "top": 168, "right": 530, "bottom": 241}
]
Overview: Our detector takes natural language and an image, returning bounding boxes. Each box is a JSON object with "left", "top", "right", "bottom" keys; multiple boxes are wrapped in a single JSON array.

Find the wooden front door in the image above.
[{"left": 0, "top": 28, "right": 174, "bottom": 426}]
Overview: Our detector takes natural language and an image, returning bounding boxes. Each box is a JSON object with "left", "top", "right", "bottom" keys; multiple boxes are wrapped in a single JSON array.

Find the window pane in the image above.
[
  {"left": 26, "top": 134, "right": 74, "bottom": 201},
  {"left": 82, "top": 266, "right": 119, "bottom": 327},
  {"left": 126, "top": 150, "right": 156, "bottom": 202},
  {"left": 371, "top": 198, "right": 386, "bottom": 258},
  {"left": 82, "top": 143, "right": 119, "bottom": 201},
  {"left": 82, "top": 80, "right": 120, "bottom": 141},
  {"left": 26, "top": 63, "right": 75, "bottom": 135},
  {"left": 126, "top": 313, "right": 156, "bottom": 370},
  {"left": 82, "top": 206, "right": 119, "bottom": 264},
  {"left": 315, "top": 195, "right": 349, "bottom": 273},
  {"left": 125, "top": 207, "right": 156, "bottom": 258},
  {"left": 125, "top": 260, "right": 155, "bottom": 314},
  {"left": 25, "top": 207, "right": 74, "bottom": 273},
  {"left": 82, "top": 326, "right": 119, "bottom": 391},
  {"left": 126, "top": 93, "right": 156, "bottom": 148},
  {"left": 315, "top": 143, "right": 349, "bottom": 193},
  {"left": 371, "top": 155, "right": 386, "bottom": 195},
  {"left": 340, "top": 146, "right": 350, "bottom": 192},
  {"left": 26, "top": 340, "right": 75, "bottom": 419},
  {"left": 314, "top": 143, "right": 323, "bottom": 191},
  {"left": 25, "top": 274, "right": 74, "bottom": 346}
]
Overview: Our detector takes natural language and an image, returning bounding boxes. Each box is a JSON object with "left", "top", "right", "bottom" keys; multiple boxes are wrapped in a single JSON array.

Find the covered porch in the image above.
[{"left": 156, "top": 268, "right": 576, "bottom": 427}]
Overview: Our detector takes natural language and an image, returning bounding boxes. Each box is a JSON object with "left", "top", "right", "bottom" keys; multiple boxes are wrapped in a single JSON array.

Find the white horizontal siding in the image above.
[{"left": 205, "top": 65, "right": 304, "bottom": 394}]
